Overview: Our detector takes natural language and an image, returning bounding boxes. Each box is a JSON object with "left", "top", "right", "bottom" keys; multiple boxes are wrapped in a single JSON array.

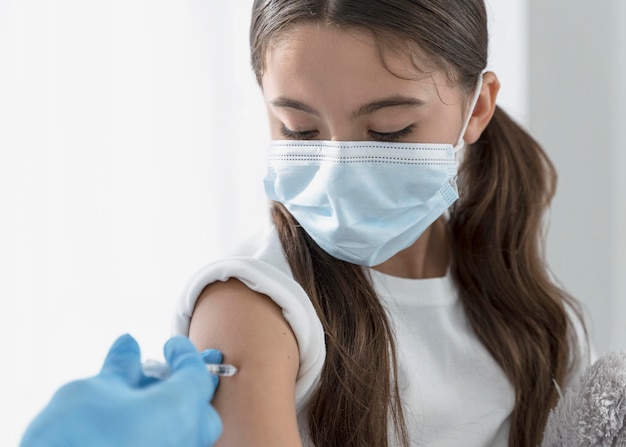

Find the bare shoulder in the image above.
[{"left": 189, "top": 278, "right": 302, "bottom": 447}]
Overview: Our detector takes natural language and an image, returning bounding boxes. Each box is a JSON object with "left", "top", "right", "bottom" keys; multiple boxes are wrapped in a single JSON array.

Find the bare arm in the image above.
[{"left": 188, "top": 278, "right": 303, "bottom": 447}]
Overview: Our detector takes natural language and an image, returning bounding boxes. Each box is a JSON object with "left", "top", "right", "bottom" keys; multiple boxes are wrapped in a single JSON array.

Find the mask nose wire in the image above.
[{"left": 454, "top": 69, "right": 487, "bottom": 151}]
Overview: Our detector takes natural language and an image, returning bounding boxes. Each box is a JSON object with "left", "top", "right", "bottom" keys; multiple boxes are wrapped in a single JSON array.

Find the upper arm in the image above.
[{"left": 188, "top": 278, "right": 303, "bottom": 447}]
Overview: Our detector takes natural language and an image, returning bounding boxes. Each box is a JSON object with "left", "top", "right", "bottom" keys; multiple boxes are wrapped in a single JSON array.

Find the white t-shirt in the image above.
[{"left": 172, "top": 225, "right": 590, "bottom": 447}]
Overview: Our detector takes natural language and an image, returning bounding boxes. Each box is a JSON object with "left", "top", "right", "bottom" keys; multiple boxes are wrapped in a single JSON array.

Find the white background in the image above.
[{"left": 1, "top": 1, "right": 623, "bottom": 445}]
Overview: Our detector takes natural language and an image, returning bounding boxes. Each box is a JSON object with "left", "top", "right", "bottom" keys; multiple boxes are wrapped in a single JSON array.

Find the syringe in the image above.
[{"left": 142, "top": 359, "right": 238, "bottom": 379}]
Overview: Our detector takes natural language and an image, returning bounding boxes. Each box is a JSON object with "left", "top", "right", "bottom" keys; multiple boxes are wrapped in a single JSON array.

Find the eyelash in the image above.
[
  {"left": 280, "top": 125, "right": 318, "bottom": 140},
  {"left": 279, "top": 124, "right": 416, "bottom": 141},
  {"left": 369, "top": 125, "right": 415, "bottom": 141}
]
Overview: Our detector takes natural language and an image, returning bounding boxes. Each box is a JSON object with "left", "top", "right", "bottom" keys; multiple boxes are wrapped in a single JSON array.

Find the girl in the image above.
[{"left": 173, "top": 1, "right": 591, "bottom": 446}]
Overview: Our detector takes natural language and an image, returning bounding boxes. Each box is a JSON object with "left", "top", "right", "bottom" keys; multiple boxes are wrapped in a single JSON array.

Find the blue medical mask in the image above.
[{"left": 263, "top": 74, "right": 485, "bottom": 266}]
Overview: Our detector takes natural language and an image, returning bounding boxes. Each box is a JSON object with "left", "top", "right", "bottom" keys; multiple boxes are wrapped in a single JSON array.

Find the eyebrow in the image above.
[
  {"left": 351, "top": 96, "right": 427, "bottom": 118},
  {"left": 270, "top": 95, "right": 426, "bottom": 119},
  {"left": 270, "top": 97, "right": 320, "bottom": 116}
]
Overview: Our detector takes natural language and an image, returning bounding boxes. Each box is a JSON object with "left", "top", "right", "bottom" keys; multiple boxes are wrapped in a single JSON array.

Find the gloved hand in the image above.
[{"left": 19, "top": 334, "right": 223, "bottom": 447}]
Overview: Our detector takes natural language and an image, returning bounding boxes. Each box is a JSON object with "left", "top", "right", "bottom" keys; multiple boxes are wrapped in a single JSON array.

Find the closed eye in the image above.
[
  {"left": 368, "top": 125, "right": 415, "bottom": 142},
  {"left": 280, "top": 124, "right": 319, "bottom": 140}
]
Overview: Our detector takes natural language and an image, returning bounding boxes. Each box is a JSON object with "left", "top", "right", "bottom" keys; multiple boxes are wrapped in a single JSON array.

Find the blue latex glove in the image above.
[
  {"left": 20, "top": 334, "right": 223, "bottom": 447},
  {"left": 201, "top": 348, "right": 224, "bottom": 369}
]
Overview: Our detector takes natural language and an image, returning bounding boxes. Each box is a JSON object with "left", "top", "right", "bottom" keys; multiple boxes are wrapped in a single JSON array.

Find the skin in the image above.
[{"left": 189, "top": 22, "right": 499, "bottom": 446}]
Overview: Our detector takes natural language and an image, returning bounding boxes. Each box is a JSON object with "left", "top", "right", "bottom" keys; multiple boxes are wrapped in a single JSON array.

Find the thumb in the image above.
[
  {"left": 99, "top": 334, "right": 143, "bottom": 386},
  {"left": 201, "top": 349, "right": 223, "bottom": 365}
]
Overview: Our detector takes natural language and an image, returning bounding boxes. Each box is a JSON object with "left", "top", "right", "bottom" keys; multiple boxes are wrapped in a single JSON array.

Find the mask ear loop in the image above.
[
  {"left": 447, "top": 69, "right": 489, "bottom": 219},
  {"left": 454, "top": 68, "right": 488, "bottom": 152}
]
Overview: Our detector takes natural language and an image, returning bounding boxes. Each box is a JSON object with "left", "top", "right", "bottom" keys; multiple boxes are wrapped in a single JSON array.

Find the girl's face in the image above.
[{"left": 261, "top": 23, "right": 470, "bottom": 145}]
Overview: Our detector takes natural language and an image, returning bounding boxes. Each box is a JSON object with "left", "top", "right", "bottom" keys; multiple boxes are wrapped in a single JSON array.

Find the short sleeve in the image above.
[{"left": 172, "top": 256, "right": 326, "bottom": 410}]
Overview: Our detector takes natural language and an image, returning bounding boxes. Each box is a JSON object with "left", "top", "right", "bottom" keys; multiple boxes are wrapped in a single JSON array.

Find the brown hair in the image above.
[{"left": 250, "top": 1, "right": 584, "bottom": 446}]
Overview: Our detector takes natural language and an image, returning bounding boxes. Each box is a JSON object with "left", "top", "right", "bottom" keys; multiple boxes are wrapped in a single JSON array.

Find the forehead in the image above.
[{"left": 261, "top": 23, "right": 460, "bottom": 107}]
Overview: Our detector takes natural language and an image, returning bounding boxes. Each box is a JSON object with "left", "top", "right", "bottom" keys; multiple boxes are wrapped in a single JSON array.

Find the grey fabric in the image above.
[{"left": 542, "top": 351, "right": 626, "bottom": 446}]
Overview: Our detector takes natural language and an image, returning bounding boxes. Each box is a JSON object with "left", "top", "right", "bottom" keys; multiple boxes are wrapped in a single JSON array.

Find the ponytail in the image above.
[{"left": 449, "top": 105, "right": 582, "bottom": 446}]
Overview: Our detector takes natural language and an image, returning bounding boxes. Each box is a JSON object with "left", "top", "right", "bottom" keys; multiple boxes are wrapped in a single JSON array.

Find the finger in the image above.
[
  {"left": 163, "top": 336, "right": 206, "bottom": 373},
  {"left": 164, "top": 336, "right": 216, "bottom": 398},
  {"left": 201, "top": 349, "right": 223, "bottom": 365},
  {"left": 99, "top": 334, "right": 143, "bottom": 386}
]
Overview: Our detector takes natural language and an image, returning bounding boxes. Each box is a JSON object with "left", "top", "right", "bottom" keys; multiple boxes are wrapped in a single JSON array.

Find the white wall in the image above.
[
  {"left": 1, "top": 1, "right": 267, "bottom": 444},
  {"left": 528, "top": 0, "right": 626, "bottom": 355}
]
